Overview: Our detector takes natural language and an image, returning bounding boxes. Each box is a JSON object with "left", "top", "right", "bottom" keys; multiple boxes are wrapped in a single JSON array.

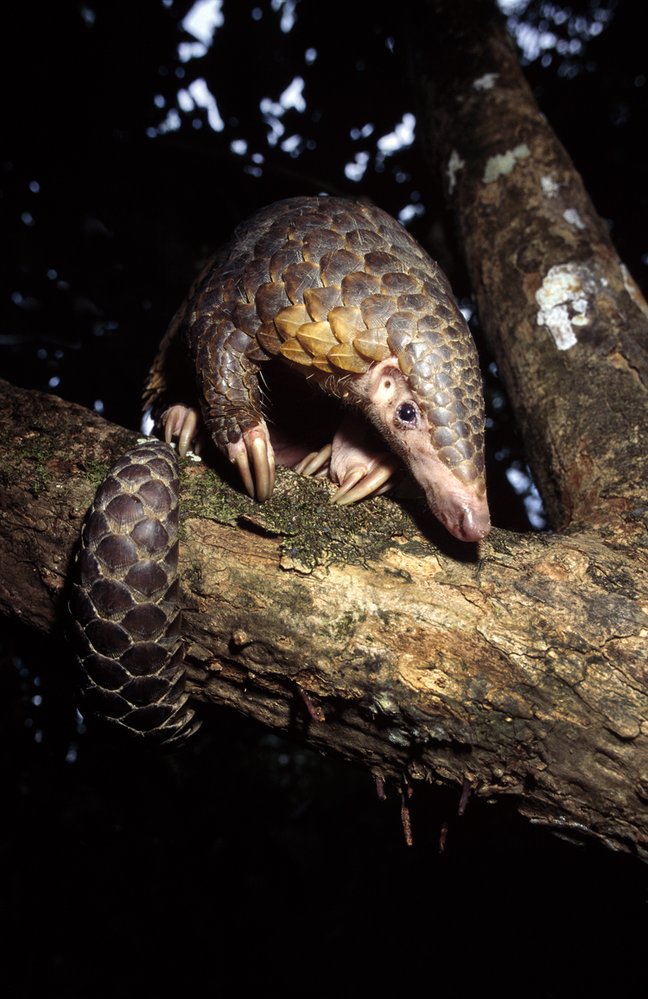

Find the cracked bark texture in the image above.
[
  {"left": 1, "top": 377, "right": 646, "bottom": 857},
  {"left": 1, "top": 0, "right": 647, "bottom": 858},
  {"left": 410, "top": 0, "right": 648, "bottom": 530}
]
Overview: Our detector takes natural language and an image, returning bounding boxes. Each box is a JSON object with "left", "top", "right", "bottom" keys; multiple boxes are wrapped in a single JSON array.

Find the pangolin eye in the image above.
[{"left": 396, "top": 402, "right": 418, "bottom": 425}]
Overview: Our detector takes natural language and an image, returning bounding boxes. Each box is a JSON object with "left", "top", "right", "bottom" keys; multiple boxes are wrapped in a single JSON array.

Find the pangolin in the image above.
[
  {"left": 145, "top": 195, "right": 490, "bottom": 542},
  {"left": 71, "top": 195, "right": 490, "bottom": 744}
]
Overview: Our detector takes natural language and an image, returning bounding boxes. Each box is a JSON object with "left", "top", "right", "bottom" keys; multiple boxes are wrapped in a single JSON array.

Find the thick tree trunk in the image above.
[
  {"left": 1, "top": 378, "right": 646, "bottom": 857},
  {"left": 410, "top": 0, "right": 648, "bottom": 529}
]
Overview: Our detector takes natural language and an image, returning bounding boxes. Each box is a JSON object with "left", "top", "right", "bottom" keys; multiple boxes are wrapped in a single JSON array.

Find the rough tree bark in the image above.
[
  {"left": 1, "top": 0, "right": 647, "bottom": 857},
  {"left": 411, "top": 0, "right": 648, "bottom": 528}
]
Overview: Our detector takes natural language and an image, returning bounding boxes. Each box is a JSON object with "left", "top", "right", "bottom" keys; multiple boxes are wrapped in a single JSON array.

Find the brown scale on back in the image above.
[{"left": 145, "top": 196, "right": 489, "bottom": 542}]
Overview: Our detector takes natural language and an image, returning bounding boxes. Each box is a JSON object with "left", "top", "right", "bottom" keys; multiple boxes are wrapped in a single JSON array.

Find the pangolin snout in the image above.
[
  {"left": 454, "top": 501, "right": 491, "bottom": 542},
  {"left": 431, "top": 488, "right": 490, "bottom": 542}
]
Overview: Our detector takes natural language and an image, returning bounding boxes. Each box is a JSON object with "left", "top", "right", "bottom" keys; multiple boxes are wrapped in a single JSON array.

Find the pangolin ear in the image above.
[{"left": 365, "top": 357, "right": 408, "bottom": 404}]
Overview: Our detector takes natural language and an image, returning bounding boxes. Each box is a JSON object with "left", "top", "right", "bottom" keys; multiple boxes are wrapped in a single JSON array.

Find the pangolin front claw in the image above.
[
  {"left": 332, "top": 455, "right": 401, "bottom": 505},
  {"left": 292, "top": 443, "right": 333, "bottom": 478},
  {"left": 228, "top": 425, "right": 276, "bottom": 501},
  {"left": 163, "top": 405, "right": 202, "bottom": 457}
]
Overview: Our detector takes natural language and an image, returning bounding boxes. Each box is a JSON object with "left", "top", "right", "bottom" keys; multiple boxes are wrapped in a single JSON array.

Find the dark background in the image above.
[{"left": 1, "top": 1, "right": 646, "bottom": 995}]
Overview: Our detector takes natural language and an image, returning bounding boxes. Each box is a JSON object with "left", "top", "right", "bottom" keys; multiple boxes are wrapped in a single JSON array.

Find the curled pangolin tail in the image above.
[{"left": 70, "top": 441, "right": 199, "bottom": 746}]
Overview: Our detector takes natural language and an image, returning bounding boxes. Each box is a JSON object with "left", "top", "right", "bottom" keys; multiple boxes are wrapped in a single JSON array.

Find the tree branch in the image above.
[{"left": 1, "top": 378, "right": 646, "bottom": 857}]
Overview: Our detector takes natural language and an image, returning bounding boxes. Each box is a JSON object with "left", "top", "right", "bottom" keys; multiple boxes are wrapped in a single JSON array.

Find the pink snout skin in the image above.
[{"left": 434, "top": 492, "right": 491, "bottom": 542}]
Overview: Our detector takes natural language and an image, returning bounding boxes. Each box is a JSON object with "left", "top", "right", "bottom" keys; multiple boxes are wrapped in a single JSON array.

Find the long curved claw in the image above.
[
  {"left": 163, "top": 406, "right": 201, "bottom": 458},
  {"left": 232, "top": 445, "right": 255, "bottom": 498},
  {"left": 250, "top": 434, "right": 275, "bottom": 501},
  {"left": 228, "top": 426, "right": 275, "bottom": 502},
  {"left": 332, "top": 456, "right": 400, "bottom": 505},
  {"left": 177, "top": 412, "right": 200, "bottom": 457},
  {"left": 293, "top": 443, "right": 333, "bottom": 478}
]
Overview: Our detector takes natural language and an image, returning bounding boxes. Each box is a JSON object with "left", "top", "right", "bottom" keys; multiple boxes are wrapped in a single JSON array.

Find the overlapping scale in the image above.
[{"left": 71, "top": 441, "right": 199, "bottom": 745}]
